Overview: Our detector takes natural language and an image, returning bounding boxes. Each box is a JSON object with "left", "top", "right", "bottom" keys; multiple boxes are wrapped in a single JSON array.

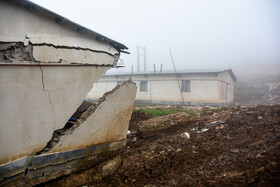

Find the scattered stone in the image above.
[
  {"left": 247, "top": 111, "right": 256, "bottom": 114},
  {"left": 215, "top": 125, "right": 225, "bottom": 130},
  {"left": 201, "top": 128, "right": 209, "bottom": 133},
  {"left": 169, "top": 138, "right": 176, "bottom": 144},
  {"left": 175, "top": 148, "right": 182, "bottom": 152},
  {"left": 257, "top": 116, "right": 263, "bottom": 120},
  {"left": 230, "top": 149, "right": 240, "bottom": 153},
  {"left": 180, "top": 132, "right": 190, "bottom": 139}
]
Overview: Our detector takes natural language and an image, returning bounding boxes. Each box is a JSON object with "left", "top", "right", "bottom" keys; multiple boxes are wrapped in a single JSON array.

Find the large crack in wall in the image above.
[
  {"left": 0, "top": 42, "right": 120, "bottom": 65},
  {"left": 39, "top": 66, "right": 56, "bottom": 125},
  {"left": 36, "top": 81, "right": 134, "bottom": 155}
]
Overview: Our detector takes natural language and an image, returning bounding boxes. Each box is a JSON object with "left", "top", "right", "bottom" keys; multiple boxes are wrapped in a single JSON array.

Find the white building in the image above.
[{"left": 88, "top": 69, "right": 237, "bottom": 105}]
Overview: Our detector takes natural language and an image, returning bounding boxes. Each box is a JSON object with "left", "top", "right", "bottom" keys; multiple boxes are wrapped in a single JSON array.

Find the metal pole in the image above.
[
  {"left": 137, "top": 46, "right": 140, "bottom": 72},
  {"left": 144, "top": 47, "right": 147, "bottom": 72},
  {"left": 169, "top": 49, "right": 185, "bottom": 104},
  {"left": 153, "top": 64, "right": 156, "bottom": 73}
]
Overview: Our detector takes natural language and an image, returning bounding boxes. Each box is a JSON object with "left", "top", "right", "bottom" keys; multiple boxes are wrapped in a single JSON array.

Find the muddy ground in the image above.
[{"left": 46, "top": 104, "right": 280, "bottom": 187}]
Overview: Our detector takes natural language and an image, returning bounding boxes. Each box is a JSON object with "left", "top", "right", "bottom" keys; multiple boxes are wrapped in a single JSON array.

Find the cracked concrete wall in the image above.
[
  {"left": 0, "top": 0, "right": 132, "bottom": 173},
  {"left": 0, "top": 66, "right": 109, "bottom": 164},
  {"left": 49, "top": 82, "right": 137, "bottom": 153}
]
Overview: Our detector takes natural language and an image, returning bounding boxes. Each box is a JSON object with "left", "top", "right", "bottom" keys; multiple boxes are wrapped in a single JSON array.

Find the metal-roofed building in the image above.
[{"left": 88, "top": 69, "right": 237, "bottom": 105}]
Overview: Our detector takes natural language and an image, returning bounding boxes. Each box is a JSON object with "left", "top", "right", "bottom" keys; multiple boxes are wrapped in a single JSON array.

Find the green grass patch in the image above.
[{"left": 134, "top": 108, "right": 173, "bottom": 117}]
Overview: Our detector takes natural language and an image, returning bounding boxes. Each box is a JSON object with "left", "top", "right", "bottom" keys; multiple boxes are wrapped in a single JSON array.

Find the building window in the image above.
[
  {"left": 117, "top": 81, "right": 122, "bottom": 85},
  {"left": 181, "top": 80, "right": 190, "bottom": 92},
  {"left": 140, "top": 81, "right": 148, "bottom": 92}
]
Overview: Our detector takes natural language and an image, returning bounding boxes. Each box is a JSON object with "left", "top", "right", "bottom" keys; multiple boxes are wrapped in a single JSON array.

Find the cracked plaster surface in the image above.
[
  {"left": 0, "top": 65, "right": 109, "bottom": 164},
  {"left": 39, "top": 66, "right": 55, "bottom": 124}
]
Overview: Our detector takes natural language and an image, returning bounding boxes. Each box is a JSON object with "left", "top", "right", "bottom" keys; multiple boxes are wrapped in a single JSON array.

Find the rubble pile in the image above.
[{"left": 44, "top": 105, "right": 280, "bottom": 186}]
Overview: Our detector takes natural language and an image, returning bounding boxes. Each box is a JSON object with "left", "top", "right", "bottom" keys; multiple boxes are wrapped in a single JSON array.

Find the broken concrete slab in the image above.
[{"left": 48, "top": 81, "right": 137, "bottom": 153}]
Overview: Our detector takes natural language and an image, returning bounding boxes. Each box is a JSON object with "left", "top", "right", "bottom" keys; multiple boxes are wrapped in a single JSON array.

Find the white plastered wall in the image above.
[
  {"left": 0, "top": 66, "right": 109, "bottom": 164},
  {"left": 88, "top": 71, "right": 235, "bottom": 104}
]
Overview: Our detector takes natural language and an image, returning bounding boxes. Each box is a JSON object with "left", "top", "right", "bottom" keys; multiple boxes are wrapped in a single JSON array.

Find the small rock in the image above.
[
  {"left": 201, "top": 128, "right": 209, "bottom": 133},
  {"left": 127, "top": 130, "right": 132, "bottom": 138},
  {"left": 175, "top": 148, "right": 182, "bottom": 152},
  {"left": 215, "top": 125, "right": 225, "bottom": 130},
  {"left": 230, "top": 148, "right": 239, "bottom": 153},
  {"left": 169, "top": 138, "right": 176, "bottom": 144},
  {"left": 180, "top": 132, "right": 190, "bottom": 139},
  {"left": 257, "top": 116, "right": 263, "bottom": 120},
  {"left": 247, "top": 111, "right": 256, "bottom": 114}
]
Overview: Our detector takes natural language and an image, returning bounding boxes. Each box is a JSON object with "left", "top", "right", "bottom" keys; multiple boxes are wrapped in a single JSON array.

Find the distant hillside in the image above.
[{"left": 234, "top": 75, "right": 280, "bottom": 105}]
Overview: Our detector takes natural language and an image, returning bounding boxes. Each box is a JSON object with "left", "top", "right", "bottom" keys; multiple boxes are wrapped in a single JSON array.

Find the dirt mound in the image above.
[
  {"left": 91, "top": 105, "right": 280, "bottom": 186},
  {"left": 138, "top": 112, "right": 197, "bottom": 134},
  {"left": 44, "top": 105, "right": 280, "bottom": 186}
]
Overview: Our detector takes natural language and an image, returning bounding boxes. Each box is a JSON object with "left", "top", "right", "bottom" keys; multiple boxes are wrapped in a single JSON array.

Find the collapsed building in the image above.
[{"left": 0, "top": 0, "right": 137, "bottom": 186}]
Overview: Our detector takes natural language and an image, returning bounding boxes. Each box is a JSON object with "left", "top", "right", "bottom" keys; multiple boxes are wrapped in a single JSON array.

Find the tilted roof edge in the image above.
[{"left": 11, "top": 0, "right": 128, "bottom": 51}]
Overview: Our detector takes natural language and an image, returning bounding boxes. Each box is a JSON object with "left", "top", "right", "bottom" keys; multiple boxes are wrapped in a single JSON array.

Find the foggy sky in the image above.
[{"left": 31, "top": 0, "right": 280, "bottom": 73}]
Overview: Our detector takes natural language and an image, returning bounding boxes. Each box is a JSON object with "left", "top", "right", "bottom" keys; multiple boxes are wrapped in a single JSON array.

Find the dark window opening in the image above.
[
  {"left": 181, "top": 80, "right": 190, "bottom": 92},
  {"left": 140, "top": 81, "right": 148, "bottom": 92}
]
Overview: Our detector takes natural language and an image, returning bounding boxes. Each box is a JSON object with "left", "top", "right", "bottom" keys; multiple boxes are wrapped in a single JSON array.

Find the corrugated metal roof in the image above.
[
  {"left": 105, "top": 69, "right": 237, "bottom": 81},
  {"left": 12, "top": 0, "right": 128, "bottom": 51}
]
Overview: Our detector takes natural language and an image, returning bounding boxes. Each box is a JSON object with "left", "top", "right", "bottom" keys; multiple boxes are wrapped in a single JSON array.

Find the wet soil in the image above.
[{"left": 90, "top": 104, "right": 280, "bottom": 186}]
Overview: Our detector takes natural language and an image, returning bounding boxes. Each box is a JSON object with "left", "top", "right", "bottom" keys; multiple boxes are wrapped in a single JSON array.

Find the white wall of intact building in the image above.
[{"left": 87, "top": 69, "right": 236, "bottom": 105}]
